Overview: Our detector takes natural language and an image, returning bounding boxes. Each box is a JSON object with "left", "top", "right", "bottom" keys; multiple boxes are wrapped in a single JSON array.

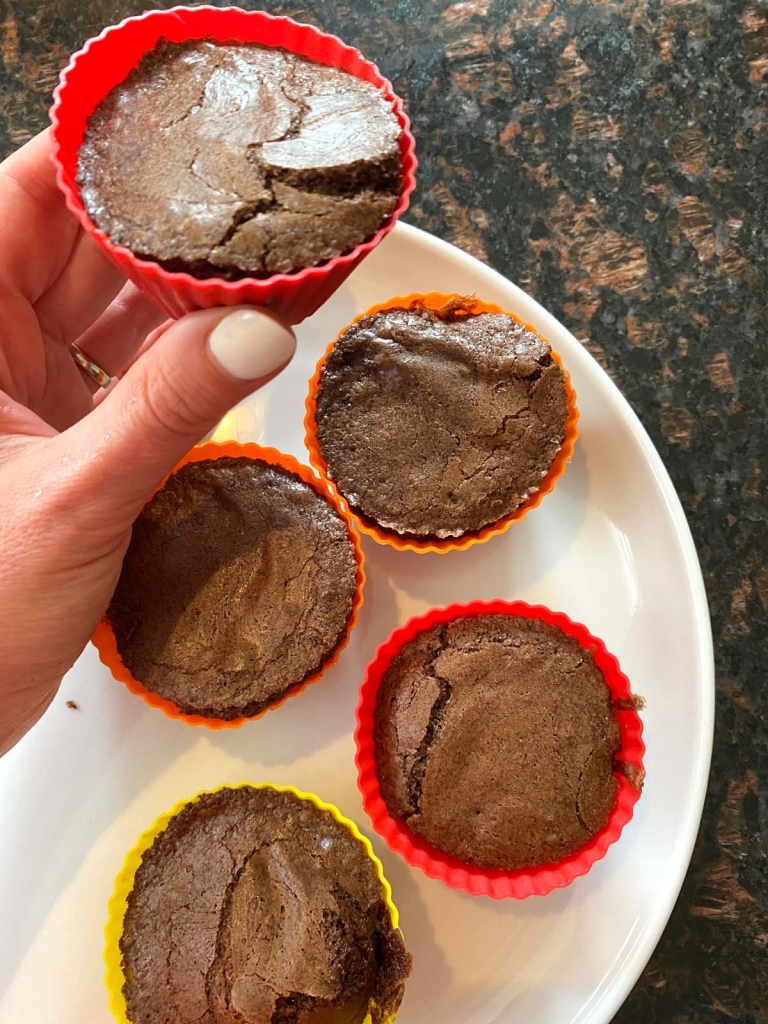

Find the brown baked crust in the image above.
[
  {"left": 314, "top": 300, "right": 569, "bottom": 538},
  {"left": 77, "top": 39, "right": 402, "bottom": 278},
  {"left": 120, "top": 787, "right": 411, "bottom": 1024},
  {"left": 373, "top": 614, "right": 622, "bottom": 870},
  {"left": 107, "top": 457, "right": 358, "bottom": 719}
]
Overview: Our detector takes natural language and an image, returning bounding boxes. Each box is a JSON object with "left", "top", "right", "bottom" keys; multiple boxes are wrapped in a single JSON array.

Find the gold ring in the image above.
[{"left": 70, "top": 342, "right": 112, "bottom": 389}]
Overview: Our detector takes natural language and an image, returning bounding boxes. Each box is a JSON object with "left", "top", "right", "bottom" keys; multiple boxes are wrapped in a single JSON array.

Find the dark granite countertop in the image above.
[{"left": 0, "top": 0, "right": 765, "bottom": 1020}]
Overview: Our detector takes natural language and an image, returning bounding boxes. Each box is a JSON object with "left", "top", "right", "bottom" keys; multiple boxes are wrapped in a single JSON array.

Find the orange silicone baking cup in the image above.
[
  {"left": 354, "top": 600, "right": 645, "bottom": 899},
  {"left": 91, "top": 441, "right": 365, "bottom": 729},
  {"left": 304, "top": 292, "right": 579, "bottom": 554},
  {"left": 49, "top": 6, "right": 417, "bottom": 324}
]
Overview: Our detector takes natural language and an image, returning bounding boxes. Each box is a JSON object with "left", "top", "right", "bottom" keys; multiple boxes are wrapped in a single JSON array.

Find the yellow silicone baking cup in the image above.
[{"left": 104, "top": 782, "right": 402, "bottom": 1024}]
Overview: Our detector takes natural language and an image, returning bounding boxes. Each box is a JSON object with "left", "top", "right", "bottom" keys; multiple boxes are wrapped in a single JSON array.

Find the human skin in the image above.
[{"left": 0, "top": 129, "right": 297, "bottom": 755}]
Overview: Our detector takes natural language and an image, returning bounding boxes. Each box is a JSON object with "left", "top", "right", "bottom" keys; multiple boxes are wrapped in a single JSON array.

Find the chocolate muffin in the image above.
[
  {"left": 374, "top": 614, "right": 625, "bottom": 870},
  {"left": 77, "top": 39, "right": 403, "bottom": 278},
  {"left": 107, "top": 456, "right": 358, "bottom": 720},
  {"left": 313, "top": 298, "right": 570, "bottom": 539},
  {"left": 120, "top": 786, "right": 411, "bottom": 1024}
]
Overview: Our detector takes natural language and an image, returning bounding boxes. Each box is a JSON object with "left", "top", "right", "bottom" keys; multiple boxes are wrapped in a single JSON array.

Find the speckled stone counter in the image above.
[{"left": 0, "top": 0, "right": 765, "bottom": 1020}]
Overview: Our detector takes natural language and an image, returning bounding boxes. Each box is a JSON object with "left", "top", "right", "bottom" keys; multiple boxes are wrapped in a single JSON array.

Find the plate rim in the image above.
[{"left": 392, "top": 221, "right": 715, "bottom": 1023}]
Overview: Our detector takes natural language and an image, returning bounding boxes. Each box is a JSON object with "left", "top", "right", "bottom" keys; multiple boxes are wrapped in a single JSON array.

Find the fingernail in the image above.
[{"left": 208, "top": 308, "right": 296, "bottom": 380}]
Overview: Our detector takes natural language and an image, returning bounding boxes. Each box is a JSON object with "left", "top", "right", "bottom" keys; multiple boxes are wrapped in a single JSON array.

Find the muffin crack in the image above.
[
  {"left": 215, "top": 194, "right": 275, "bottom": 249},
  {"left": 497, "top": 406, "right": 530, "bottom": 433},
  {"left": 274, "top": 78, "right": 310, "bottom": 141},
  {"left": 574, "top": 744, "right": 602, "bottom": 833},
  {"left": 187, "top": 148, "right": 234, "bottom": 198},
  {"left": 162, "top": 86, "right": 205, "bottom": 131},
  {"left": 406, "top": 631, "right": 453, "bottom": 818},
  {"left": 457, "top": 448, "right": 497, "bottom": 484},
  {"left": 280, "top": 539, "right": 320, "bottom": 589}
]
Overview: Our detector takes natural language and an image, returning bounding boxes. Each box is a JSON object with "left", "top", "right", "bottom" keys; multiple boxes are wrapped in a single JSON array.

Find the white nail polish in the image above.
[{"left": 208, "top": 308, "right": 296, "bottom": 381}]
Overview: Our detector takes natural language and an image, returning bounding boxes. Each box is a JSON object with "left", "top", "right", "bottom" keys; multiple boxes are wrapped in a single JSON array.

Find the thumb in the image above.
[{"left": 65, "top": 305, "right": 296, "bottom": 521}]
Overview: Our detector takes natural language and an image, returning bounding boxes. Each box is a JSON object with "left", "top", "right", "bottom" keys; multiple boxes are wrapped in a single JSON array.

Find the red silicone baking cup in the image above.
[
  {"left": 355, "top": 600, "right": 645, "bottom": 899},
  {"left": 305, "top": 293, "right": 579, "bottom": 553},
  {"left": 91, "top": 441, "right": 365, "bottom": 729},
  {"left": 49, "top": 6, "right": 417, "bottom": 324}
]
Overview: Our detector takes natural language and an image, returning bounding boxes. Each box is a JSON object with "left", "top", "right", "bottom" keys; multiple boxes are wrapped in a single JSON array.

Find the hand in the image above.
[{"left": 0, "top": 129, "right": 296, "bottom": 755}]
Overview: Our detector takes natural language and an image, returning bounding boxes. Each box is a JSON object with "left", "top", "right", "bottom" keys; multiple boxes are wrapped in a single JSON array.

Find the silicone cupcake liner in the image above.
[
  {"left": 354, "top": 600, "right": 645, "bottom": 899},
  {"left": 105, "top": 782, "right": 402, "bottom": 1024},
  {"left": 50, "top": 6, "right": 417, "bottom": 324},
  {"left": 305, "top": 292, "right": 579, "bottom": 554},
  {"left": 91, "top": 440, "right": 365, "bottom": 729}
]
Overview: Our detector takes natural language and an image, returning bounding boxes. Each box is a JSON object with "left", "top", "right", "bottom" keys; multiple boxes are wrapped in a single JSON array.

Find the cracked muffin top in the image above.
[
  {"left": 107, "top": 457, "right": 358, "bottom": 720},
  {"left": 373, "top": 614, "right": 622, "bottom": 870},
  {"left": 120, "top": 786, "right": 412, "bottom": 1024},
  {"left": 77, "top": 39, "right": 403, "bottom": 278},
  {"left": 313, "top": 298, "right": 569, "bottom": 539}
]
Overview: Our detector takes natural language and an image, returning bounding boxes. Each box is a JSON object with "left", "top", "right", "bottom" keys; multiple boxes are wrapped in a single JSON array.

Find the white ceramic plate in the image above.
[{"left": 0, "top": 223, "right": 713, "bottom": 1024}]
